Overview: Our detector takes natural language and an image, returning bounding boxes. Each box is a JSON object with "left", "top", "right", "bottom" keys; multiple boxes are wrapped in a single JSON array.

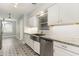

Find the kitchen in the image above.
[
  {"left": 21, "top": 3, "right": 79, "bottom": 56},
  {"left": 0, "top": 3, "right": 79, "bottom": 56}
]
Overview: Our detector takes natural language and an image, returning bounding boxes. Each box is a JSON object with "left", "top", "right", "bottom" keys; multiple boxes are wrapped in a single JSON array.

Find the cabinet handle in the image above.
[{"left": 61, "top": 45, "right": 67, "bottom": 48}]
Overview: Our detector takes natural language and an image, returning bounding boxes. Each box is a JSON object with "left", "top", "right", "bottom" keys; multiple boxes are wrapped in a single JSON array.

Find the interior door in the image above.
[{"left": 0, "top": 20, "right": 2, "bottom": 49}]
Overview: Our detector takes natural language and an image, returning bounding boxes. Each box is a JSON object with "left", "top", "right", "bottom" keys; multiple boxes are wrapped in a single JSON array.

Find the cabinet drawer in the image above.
[
  {"left": 54, "top": 46, "right": 78, "bottom": 56},
  {"left": 54, "top": 41, "right": 79, "bottom": 55},
  {"left": 54, "top": 41, "right": 67, "bottom": 48},
  {"left": 54, "top": 46, "right": 71, "bottom": 56},
  {"left": 64, "top": 44, "right": 79, "bottom": 55}
]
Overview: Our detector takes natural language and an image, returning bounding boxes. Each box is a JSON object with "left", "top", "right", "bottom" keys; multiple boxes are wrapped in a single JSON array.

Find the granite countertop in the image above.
[
  {"left": 40, "top": 36, "right": 79, "bottom": 48},
  {"left": 24, "top": 33, "right": 79, "bottom": 47}
]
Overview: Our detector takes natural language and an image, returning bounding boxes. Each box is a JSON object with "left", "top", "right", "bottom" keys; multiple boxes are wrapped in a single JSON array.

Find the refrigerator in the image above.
[{"left": 0, "top": 20, "right": 2, "bottom": 49}]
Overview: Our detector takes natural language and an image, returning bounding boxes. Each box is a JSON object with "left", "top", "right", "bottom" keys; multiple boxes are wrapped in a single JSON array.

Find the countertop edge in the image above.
[
  {"left": 24, "top": 33, "right": 79, "bottom": 48},
  {"left": 40, "top": 36, "right": 79, "bottom": 48}
]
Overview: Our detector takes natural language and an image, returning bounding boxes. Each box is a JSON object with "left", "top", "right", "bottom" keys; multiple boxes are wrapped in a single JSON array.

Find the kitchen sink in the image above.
[
  {"left": 30, "top": 34, "right": 45, "bottom": 42},
  {"left": 33, "top": 34, "right": 45, "bottom": 36}
]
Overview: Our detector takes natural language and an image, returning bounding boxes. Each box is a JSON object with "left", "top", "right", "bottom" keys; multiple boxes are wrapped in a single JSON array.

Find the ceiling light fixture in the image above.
[
  {"left": 14, "top": 3, "right": 18, "bottom": 8},
  {"left": 32, "top": 3, "right": 37, "bottom": 5},
  {"left": 40, "top": 11, "right": 44, "bottom": 14}
]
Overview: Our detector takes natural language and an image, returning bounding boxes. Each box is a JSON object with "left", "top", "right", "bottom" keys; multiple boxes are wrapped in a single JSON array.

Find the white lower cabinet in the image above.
[
  {"left": 34, "top": 41, "right": 40, "bottom": 54},
  {"left": 53, "top": 46, "right": 78, "bottom": 56},
  {"left": 54, "top": 46, "right": 71, "bottom": 56},
  {"left": 24, "top": 34, "right": 33, "bottom": 49},
  {"left": 24, "top": 34, "right": 29, "bottom": 45},
  {"left": 26, "top": 34, "right": 30, "bottom": 45},
  {"left": 24, "top": 34, "right": 40, "bottom": 54},
  {"left": 27, "top": 35, "right": 34, "bottom": 49},
  {"left": 29, "top": 38, "right": 34, "bottom": 49},
  {"left": 53, "top": 41, "right": 79, "bottom": 56}
]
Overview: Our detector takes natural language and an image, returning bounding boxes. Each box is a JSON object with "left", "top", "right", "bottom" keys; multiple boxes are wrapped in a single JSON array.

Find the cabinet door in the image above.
[
  {"left": 48, "top": 4, "right": 60, "bottom": 26},
  {"left": 59, "top": 4, "right": 79, "bottom": 24},
  {"left": 24, "top": 34, "right": 34, "bottom": 49},
  {"left": 34, "top": 41, "right": 40, "bottom": 54},
  {"left": 27, "top": 35, "right": 31, "bottom": 46},
  {"left": 32, "top": 16, "right": 38, "bottom": 27},
  {"left": 29, "top": 38, "right": 34, "bottom": 49},
  {"left": 53, "top": 42, "right": 72, "bottom": 56},
  {"left": 25, "top": 34, "right": 29, "bottom": 45},
  {"left": 29, "top": 16, "right": 38, "bottom": 27}
]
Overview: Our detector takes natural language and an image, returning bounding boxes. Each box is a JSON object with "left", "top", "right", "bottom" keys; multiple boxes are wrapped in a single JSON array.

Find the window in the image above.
[{"left": 2, "top": 21, "right": 13, "bottom": 33}]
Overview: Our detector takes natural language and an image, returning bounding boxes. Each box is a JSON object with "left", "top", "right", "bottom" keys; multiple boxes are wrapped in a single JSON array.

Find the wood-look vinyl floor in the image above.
[{"left": 0, "top": 37, "right": 38, "bottom": 56}]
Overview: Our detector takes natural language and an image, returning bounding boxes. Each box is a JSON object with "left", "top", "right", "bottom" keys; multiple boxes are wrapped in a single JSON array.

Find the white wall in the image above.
[
  {"left": 19, "top": 18, "right": 24, "bottom": 40},
  {"left": 16, "top": 19, "right": 20, "bottom": 39},
  {"left": 16, "top": 15, "right": 24, "bottom": 40}
]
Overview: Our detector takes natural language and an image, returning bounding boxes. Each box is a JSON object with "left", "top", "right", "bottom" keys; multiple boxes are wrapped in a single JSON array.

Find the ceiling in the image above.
[{"left": 0, "top": 3, "right": 40, "bottom": 19}]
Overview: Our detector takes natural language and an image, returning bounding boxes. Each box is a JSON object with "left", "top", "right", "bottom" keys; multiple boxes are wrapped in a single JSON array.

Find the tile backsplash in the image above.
[{"left": 47, "top": 25, "right": 79, "bottom": 41}]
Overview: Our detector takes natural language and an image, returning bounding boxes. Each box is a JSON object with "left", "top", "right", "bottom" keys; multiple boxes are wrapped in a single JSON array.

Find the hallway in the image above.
[{"left": 0, "top": 37, "right": 38, "bottom": 56}]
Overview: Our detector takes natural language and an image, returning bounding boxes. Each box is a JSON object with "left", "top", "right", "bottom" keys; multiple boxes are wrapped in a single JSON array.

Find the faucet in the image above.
[{"left": 41, "top": 31, "right": 43, "bottom": 34}]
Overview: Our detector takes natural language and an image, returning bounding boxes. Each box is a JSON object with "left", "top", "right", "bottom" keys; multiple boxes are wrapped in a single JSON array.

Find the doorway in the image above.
[{"left": 2, "top": 21, "right": 16, "bottom": 38}]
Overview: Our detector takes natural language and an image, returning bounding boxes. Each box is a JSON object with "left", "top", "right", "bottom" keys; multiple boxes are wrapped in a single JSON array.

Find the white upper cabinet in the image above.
[
  {"left": 59, "top": 4, "right": 79, "bottom": 24},
  {"left": 48, "top": 4, "right": 60, "bottom": 26},
  {"left": 29, "top": 16, "right": 38, "bottom": 27},
  {"left": 48, "top": 4, "right": 79, "bottom": 26}
]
